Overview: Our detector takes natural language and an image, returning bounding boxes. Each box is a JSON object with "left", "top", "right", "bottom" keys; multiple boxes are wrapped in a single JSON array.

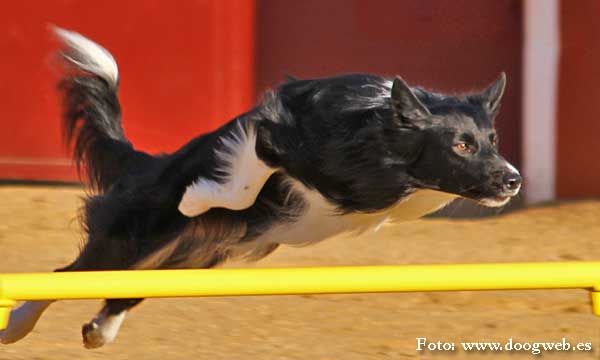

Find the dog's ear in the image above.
[
  {"left": 391, "top": 76, "right": 431, "bottom": 124},
  {"left": 479, "top": 72, "right": 506, "bottom": 115},
  {"left": 284, "top": 74, "right": 299, "bottom": 83}
]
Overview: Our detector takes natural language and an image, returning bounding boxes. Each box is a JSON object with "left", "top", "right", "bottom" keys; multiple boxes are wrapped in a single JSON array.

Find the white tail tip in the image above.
[{"left": 53, "top": 26, "right": 119, "bottom": 89}]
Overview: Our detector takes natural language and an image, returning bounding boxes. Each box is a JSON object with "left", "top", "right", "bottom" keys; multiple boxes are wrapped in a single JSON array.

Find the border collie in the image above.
[{"left": 0, "top": 28, "right": 521, "bottom": 348}]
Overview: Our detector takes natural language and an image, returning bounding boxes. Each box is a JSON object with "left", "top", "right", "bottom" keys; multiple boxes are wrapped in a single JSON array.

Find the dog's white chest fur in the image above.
[{"left": 233, "top": 180, "right": 457, "bottom": 253}]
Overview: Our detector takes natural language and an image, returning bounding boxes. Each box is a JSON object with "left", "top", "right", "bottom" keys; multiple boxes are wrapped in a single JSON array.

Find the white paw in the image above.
[
  {"left": 81, "top": 311, "right": 126, "bottom": 349},
  {"left": 82, "top": 321, "right": 105, "bottom": 349}
]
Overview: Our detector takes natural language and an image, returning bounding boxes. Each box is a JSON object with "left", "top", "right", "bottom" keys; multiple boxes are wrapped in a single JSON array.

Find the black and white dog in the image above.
[{"left": 1, "top": 28, "right": 521, "bottom": 348}]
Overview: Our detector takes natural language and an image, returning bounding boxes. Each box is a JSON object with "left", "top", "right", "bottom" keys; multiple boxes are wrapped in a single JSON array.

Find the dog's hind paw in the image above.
[
  {"left": 0, "top": 319, "right": 34, "bottom": 344},
  {"left": 82, "top": 321, "right": 106, "bottom": 349},
  {"left": 82, "top": 309, "right": 126, "bottom": 349},
  {"left": 0, "top": 328, "right": 25, "bottom": 345}
]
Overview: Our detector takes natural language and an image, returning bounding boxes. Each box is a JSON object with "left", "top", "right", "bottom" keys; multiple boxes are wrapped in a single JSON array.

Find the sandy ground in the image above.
[{"left": 1, "top": 186, "right": 600, "bottom": 359}]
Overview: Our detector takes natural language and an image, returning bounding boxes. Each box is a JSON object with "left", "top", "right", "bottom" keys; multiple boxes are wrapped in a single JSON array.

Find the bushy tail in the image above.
[{"left": 55, "top": 27, "right": 140, "bottom": 192}]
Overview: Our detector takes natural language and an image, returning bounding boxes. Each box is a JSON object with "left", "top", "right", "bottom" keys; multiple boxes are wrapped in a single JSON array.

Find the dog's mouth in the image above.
[
  {"left": 477, "top": 195, "right": 511, "bottom": 208},
  {"left": 462, "top": 181, "right": 521, "bottom": 208},
  {"left": 460, "top": 187, "right": 517, "bottom": 208},
  {"left": 476, "top": 183, "right": 522, "bottom": 208}
]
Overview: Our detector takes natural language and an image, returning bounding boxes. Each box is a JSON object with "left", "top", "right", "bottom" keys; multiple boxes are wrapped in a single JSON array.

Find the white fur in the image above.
[
  {"left": 386, "top": 189, "right": 457, "bottom": 221},
  {"left": 229, "top": 180, "right": 456, "bottom": 255},
  {"left": 82, "top": 309, "right": 127, "bottom": 349},
  {"left": 0, "top": 300, "right": 53, "bottom": 344},
  {"left": 54, "top": 27, "right": 119, "bottom": 89},
  {"left": 506, "top": 161, "right": 520, "bottom": 176},
  {"left": 178, "top": 123, "right": 275, "bottom": 217},
  {"left": 478, "top": 197, "right": 511, "bottom": 208}
]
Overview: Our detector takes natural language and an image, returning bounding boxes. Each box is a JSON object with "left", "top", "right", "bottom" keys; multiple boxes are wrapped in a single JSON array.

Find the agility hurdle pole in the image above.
[{"left": 2, "top": 261, "right": 600, "bottom": 329}]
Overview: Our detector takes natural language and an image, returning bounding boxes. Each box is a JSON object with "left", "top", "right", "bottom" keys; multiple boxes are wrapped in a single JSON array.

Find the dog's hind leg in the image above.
[
  {"left": 0, "top": 300, "right": 54, "bottom": 344},
  {"left": 0, "top": 260, "right": 79, "bottom": 344},
  {"left": 0, "top": 260, "right": 75, "bottom": 344},
  {"left": 0, "top": 232, "right": 141, "bottom": 346},
  {"left": 78, "top": 232, "right": 186, "bottom": 349},
  {"left": 78, "top": 234, "right": 185, "bottom": 348},
  {"left": 81, "top": 299, "right": 142, "bottom": 349},
  {"left": 68, "top": 238, "right": 145, "bottom": 348},
  {"left": 79, "top": 238, "right": 231, "bottom": 348}
]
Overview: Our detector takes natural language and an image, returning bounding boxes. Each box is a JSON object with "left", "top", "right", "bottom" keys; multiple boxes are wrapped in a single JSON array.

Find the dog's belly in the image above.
[{"left": 229, "top": 182, "right": 457, "bottom": 256}]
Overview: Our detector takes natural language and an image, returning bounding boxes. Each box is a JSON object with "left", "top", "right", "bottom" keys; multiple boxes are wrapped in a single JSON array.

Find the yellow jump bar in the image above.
[{"left": 2, "top": 261, "right": 600, "bottom": 329}]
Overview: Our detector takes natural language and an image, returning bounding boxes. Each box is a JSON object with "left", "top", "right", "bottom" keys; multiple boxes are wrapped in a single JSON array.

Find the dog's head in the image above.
[{"left": 392, "top": 73, "right": 521, "bottom": 207}]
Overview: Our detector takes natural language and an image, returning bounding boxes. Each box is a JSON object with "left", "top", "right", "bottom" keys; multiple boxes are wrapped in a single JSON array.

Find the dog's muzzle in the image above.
[{"left": 478, "top": 164, "right": 522, "bottom": 208}]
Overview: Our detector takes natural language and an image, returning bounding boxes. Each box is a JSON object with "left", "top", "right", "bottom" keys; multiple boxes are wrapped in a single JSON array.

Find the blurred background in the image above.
[
  {"left": 2, "top": 2, "right": 600, "bottom": 359},
  {"left": 0, "top": 0, "right": 598, "bottom": 203}
]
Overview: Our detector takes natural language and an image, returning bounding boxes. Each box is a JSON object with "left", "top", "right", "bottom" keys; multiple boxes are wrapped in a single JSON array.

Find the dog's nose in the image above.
[{"left": 503, "top": 173, "right": 522, "bottom": 193}]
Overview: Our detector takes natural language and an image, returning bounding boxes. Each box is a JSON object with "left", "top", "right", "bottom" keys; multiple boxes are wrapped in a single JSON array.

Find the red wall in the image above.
[
  {"left": 255, "top": 0, "right": 522, "bottom": 167},
  {"left": 0, "top": 0, "right": 255, "bottom": 182},
  {"left": 557, "top": 0, "right": 600, "bottom": 197},
  {"left": 0, "top": 1, "right": 523, "bottom": 183}
]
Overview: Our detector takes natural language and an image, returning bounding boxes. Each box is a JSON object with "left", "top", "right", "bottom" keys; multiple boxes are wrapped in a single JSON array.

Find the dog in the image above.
[{"left": 0, "top": 28, "right": 521, "bottom": 348}]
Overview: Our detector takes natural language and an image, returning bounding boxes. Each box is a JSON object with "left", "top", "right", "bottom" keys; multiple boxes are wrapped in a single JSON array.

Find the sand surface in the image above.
[{"left": 1, "top": 186, "right": 600, "bottom": 359}]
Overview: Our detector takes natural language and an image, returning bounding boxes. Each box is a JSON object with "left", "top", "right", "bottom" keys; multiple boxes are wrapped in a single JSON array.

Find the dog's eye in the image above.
[
  {"left": 453, "top": 142, "right": 474, "bottom": 154},
  {"left": 489, "top": 134, "right": 498, "bottom": 146}
]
